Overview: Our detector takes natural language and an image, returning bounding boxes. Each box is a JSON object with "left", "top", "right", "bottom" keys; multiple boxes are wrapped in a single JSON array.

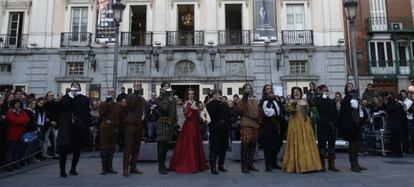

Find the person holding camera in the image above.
[
  {"left": 98, "top": 88, "right": 123, "bottom": 175},
  {"left": 155, "top": 81, "right": 177, "bottom": 174},
  {"left": 57, "top": 81, "right": 92, "bottom": 177},
  {"left": 314, "top": 84, "right": 339, "bottom": 172},
  {"left": 206, "top": 89, "right": 230, "bottom": 175}
]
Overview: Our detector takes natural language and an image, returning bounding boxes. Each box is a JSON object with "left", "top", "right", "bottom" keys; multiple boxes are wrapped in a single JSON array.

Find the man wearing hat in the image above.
[{"left": 314, "top": 84, "right": 340, "bottom": 172}]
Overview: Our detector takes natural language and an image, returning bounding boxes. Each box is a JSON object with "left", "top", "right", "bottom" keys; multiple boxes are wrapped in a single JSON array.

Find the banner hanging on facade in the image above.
[
  {"left": 96, "top": 0, "right": 115, "bottom": 44},
  {"left": 253, "top": 0, "right": 277, "bottom": 41}
]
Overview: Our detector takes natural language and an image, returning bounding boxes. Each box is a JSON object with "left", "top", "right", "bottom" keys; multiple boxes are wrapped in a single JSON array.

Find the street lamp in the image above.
[
  {"left": 208, "top": 41, "right": 216, "bottom": 72},
  {"left": 112, "top": 0, "right": 125, "bottom": 92},
  {"left": 343, "top": 0, "right": 359, "bottom": 94}
]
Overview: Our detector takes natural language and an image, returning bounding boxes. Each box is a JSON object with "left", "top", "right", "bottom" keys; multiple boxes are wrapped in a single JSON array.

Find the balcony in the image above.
[
  {"left": 121, "top": 32, "right": 153, "bottom": 46},
  {"left": 281, "top": 30, "right": 313, "bottom": 45},
  {"left": 218, "top": 30, "right": 251, "bottom": 46},
  {"left": 0, "top": 34, "right": 28, "bottom": 48},
  {"left": 166, "top": 31, "right": 204, "bottom": 47},
  {"left": 60, "top": 32, "right": 92, "bottom": 47},
  {"left": 369, "top": 60, "right": 413, "bottom": 75},
  {"left": 367, "top": 17, "right": 414, "bottom": 32}
]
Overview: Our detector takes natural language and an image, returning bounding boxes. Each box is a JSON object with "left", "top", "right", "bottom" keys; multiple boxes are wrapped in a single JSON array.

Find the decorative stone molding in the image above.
[
  {"left": 126, "top": 0, "right": 154, "bottom": 8},
  {"left": 2, "top": 0, "right": 32, "bottom": 15},
  {"left": 171, "top": 0, "right": 200, "bottom": 8},
  {"left": 219, "top": 0, "right": 248, "bottom": 7},
  {"left": 65, "top": 0, "right": 93, "bottom": 9}
]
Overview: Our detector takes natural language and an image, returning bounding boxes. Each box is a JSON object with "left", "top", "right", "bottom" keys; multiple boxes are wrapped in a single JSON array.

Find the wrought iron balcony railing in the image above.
[
  {"left": 60, "top": 32, "right": 92, "bottom": 47},
  {"left": 367, "top": 17, "right": 414, "bottom": 32},
  {"left": 166, "top": 31, "right": 204, "bottom": 47},
  {"left": 281, "top": 30, "right": 313, "bottom": 45},
  {"left": 369, "top": 60, "right": 413, "bottom": 75},
  {"left": 0, "top": 34, "right": 28, "bottom": 48},
  {"left": 218, "top": 30, "right": 251, "bottom": 46},
  {"left": 121, "top": 32, "right": 153, "bottom": 46}
]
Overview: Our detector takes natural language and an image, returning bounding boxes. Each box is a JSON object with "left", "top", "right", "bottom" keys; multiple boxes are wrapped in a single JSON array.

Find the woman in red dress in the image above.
[{"left": 169, "top": 89, "right": 208, "bottom": 173}]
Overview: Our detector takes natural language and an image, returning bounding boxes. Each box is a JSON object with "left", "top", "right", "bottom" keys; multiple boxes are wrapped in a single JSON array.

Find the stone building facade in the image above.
[{"left": 0, "top": 0, "right": 347, "bottom": 100}]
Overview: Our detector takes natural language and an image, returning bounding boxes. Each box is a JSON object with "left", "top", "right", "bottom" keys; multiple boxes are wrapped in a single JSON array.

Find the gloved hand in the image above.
[{"left": 350, "top": 99, "right": 358, "bottom": 109}]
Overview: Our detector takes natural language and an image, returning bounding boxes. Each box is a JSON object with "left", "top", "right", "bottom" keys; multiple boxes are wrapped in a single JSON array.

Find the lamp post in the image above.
[
  {"left": 344, "top": 0, "right": 359, "bottom": 93},
  {"left": 112, "top": 0, "right": 125, "bottom": 92},
  {"left": 153, "top": 41, "right": 161, "bottom": 72}
]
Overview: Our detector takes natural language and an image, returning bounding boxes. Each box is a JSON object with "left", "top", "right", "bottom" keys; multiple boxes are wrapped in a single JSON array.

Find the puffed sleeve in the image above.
[{"left": 262, "top": 100, "right": 275, "bottom": 117}]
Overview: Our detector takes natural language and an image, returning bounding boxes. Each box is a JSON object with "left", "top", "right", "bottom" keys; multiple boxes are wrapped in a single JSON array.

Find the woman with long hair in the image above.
[
  {"left": 283, "top": 87, "right": 322, "bottom": 173},
  {"left": 169, "top": 88, "right": 208, "bottom": 173}
]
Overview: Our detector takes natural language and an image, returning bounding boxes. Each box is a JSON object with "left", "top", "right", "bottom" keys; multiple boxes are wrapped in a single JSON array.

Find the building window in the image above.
[
  {"left": 71, "top": 7, "right": 88, "bottom": 41},
  {"left": 0, "top": 64, "right": 12, "bottom": 72},
  {"left": 8, "top": 12, "right": 24, "bottom": 47},
  {"left": 369, "top": 0, "right": 387, "bottom": 31},
  {"left": 227, "top": 88, "right": 233, "bottom": 96},
  {"left": 369, "top": 41, "right": 394, "bottom": 67},
  {"left": 128, "top": 62, "right": 145, "bottom": 76},
  {"left": 290, "top": 61, "right": 307, "bottom": 74},
  {"left": 286, "top": 4, "right": 305, "bottom": 30},
  {"left": 67, "top": 62, "right": 84, "bottom": 75}
]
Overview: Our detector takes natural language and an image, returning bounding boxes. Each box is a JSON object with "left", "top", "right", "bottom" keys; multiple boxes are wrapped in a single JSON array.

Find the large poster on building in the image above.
[
  {"left": 253, "top": 0, "right": 277, "bottom": 41},
  {"left": 96, "top": 0, "right": 115, "bottom": 44}
]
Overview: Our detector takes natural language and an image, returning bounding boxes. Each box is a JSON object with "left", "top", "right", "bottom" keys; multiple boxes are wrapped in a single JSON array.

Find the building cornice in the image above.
[
  {"left": 218, "top": 0, "right": 249, "bottom": 7},
  {"left": 171, "top": 0, "right": 200, "bottom": 8}
]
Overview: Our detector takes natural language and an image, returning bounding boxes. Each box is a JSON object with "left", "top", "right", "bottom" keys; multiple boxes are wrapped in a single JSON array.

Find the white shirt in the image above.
[
  {"left": 402, "top": 98, "right": 413, "bottom": 120},
  {"left": 262, "top": 100, "right": 280, "bottom": 117}
]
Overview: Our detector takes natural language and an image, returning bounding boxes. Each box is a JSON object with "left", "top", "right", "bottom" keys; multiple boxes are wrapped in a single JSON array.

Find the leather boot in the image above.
[
  {"left": 100, "top": 151, "right": 108, "bottom": 175},
  {"left": 123, "top": 153, "right": 130, "bottom": 177},
  {"left": 248, "top": 143, "right": 259, "bottom": 172},
  {"left": 130, "top": 143, "right": 143, "bottom": 174},
  {"left": 241, "top": 143, "right": 250, "bottom": 174},
  {"left": 264, "top": 151, "right": 272, "bottom": 172},
  {"left": 157, "top": 142, "right": 168, "bottom": 174},
  {"left": 107, "top": 150, "right": 117, "bottom": 174},
  {"left": 328, "top": 156, "right": 340, "bottom": 172},
  {"left": 59, "top": 154, "right": 67, "bottom": 178},
  {"left": 320, "top": 155, "right": 326, "bottom": 172}
]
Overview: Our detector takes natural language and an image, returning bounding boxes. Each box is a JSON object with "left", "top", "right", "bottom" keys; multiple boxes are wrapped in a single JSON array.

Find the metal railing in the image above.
[
  {"left": 281, "top": 30, "right": 313, "bottom": 45},
  {"left": 218, "top": 30, "right": 251, "bottom": 46},
  {"left": 166, "top": 31, "right": 204, "bottom": 46},
  {"left": 0, "top": 34, "right": 28, "bottom": 48},
  {"left": 367, "top": 17, "right": 414, "bottom": 31},
  {"left": 121, "top": 32, "right": 153, "bottom": 46},
  {"left": 60, "top": 32, "right": 92, "bottom": 47},
  {"left": 369, "top": 60, "right": 413, "bottom": 75}
]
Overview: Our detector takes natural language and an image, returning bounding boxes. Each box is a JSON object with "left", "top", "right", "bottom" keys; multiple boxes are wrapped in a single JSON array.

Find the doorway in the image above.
[
  {"left": 177, "top": 5, "right": 194, "bottom": 46},
  {"left": 171, "top": 84, "right": 200, "bottom": 101},
  {"left": 130, "top": 5, "right": 147, "bottom": 46},
  {"left": 225, "top": 4, "right": 242, "bottom": 45}
]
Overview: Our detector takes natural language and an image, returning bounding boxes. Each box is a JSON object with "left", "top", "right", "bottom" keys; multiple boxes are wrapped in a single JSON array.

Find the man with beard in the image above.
[
  {"left": 57, "top": 81, "right": 91, "bottom": 177},
  {"left": 260, "top": 84, "right": 282, "bottom": 172},
  {"left": 122, "top": 82, "right": 146, "bottom": 177},
  {"left": 206, "top": 89, "right": 230, "bottom": 175},
  {"left": 155, "top": 81, "right": 177, "bottom": 174},
  {"left": 237, "top": 83, "right": 260, "bottom": 173},
  {"left": 98, "top": 88, "right": 123, "bottom": 175},
  {"left": 314, "top": 84, "right": 339, "bottom": 172}
]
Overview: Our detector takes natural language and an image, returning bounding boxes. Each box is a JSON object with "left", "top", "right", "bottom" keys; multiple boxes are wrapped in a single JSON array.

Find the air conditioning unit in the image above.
[{"left": 391, "top": 22, "right": 403, "bottom": 30}]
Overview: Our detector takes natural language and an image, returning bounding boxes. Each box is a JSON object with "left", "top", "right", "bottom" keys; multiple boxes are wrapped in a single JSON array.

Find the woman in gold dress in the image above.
[{"left": 283, "top": 87, "right": 322, "bottom": 173}]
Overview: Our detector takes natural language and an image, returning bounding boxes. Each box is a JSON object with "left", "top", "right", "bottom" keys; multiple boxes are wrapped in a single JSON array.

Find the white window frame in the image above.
[
  {"left": 286, "top": 4, "right": 305, "bottom": 30},
  {"left": 368, "top": 40, "right": 395, "bottom": 68},
  {"left": 289, "top": 61, "right": 307, "bottom": 74},
  {"left": 369, "top": 0, "right": 388, "bottom": 31},
  {"left": 281, "top": 1, "right": 310, "bottom": 31},
  {"left": 66, "top": 62, "right": 85, "bottom": 75}
]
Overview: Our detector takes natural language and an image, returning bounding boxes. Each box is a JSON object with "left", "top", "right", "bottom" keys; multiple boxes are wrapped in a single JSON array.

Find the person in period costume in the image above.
[
  {"left": 386, "top": 94, "right": 406, "bottom": 157},
  {"left": 236, "top": 84, "right": 261, "bottom": 173},
  {"left": 314, "top": 84, "right": 339, "bottom": 172},
  {"left": 121, "top": 82, "right": 146, "bottom": 177},
  {"left": 206, "top": 89, "right": 230, "bottom": 175},
  {"left": 306, "top": 82, "right": 319, "bottom": 138},
  {"left": 155, "top": 81, "right": 177, "bottom": 174},
  {"left": 98, "top": 88, "right": 123, "bottom": 175},
  {"left": 57, "top": 81, "right": 92, "bottom": 177},
  {"left": 169, "top": 88, "right": 208, "bottom": 173},
  {"left": 339, "top": 83, "right": 367, "bottom": 172},
  {"left": 283, "top": 87, "right": 322, "bottom": 173},
  {"left": 259, "top": 84, "right": 282, "bottom": 172}
]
